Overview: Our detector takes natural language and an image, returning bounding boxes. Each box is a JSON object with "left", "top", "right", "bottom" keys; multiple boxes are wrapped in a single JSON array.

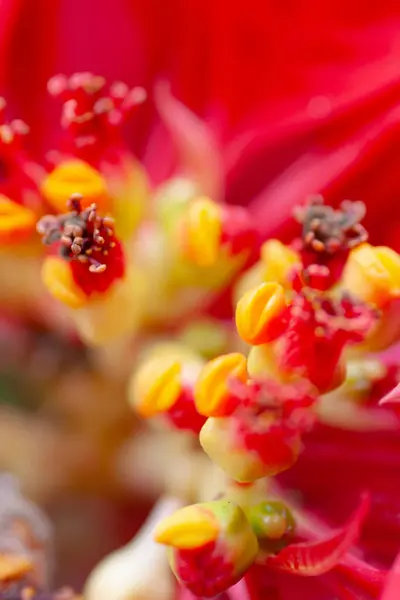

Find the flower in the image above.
[
  {"left": 124, "top": 196, "right": 400, "bottom": 599},
  {"left": 37, "top": 195, "right": 125, "bottom": 305},
  {"left": 154, "top": 500, "right": 259, "bottom": 597},
  {"left": 43, "top": 73, "right": 149, "bottom": 241},
  {"left": 0, "top": 13, "right": 400, "bottom": 595},
  {"left": 198, "top": 378, "right": 317, "bottom": 482}
]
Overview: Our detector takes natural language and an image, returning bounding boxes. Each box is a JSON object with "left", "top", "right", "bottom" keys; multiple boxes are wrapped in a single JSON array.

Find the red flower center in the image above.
[{"left": 37, "top": 194, "right": 125, "bottom": 296}]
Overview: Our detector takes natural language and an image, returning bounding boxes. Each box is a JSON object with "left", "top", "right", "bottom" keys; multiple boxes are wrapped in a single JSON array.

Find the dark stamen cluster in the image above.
[
  {"left": 37, "top": 193, "right": 116, "bottom": 273},
  {"left": 294, "top": 195, "right": 368, "bottom": 255}
]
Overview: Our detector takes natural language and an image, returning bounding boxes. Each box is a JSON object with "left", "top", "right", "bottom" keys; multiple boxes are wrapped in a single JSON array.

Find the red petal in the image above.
[
  {"left": 265, "top": 494, "right": 370, "bottom": 576},
  {"left": 154, "top": 82, "right": 223, "bottom": 200},
  {"left": 382, "top": 552, "right": 400, "bottom": 600},
  {"left": 379, "top": 383, "right": 400, "bottom": 406}
]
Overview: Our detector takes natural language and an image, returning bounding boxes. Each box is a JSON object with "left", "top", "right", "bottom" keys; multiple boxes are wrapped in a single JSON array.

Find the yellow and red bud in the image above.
[
  {"left": 194, "top": 353, "right": 247, "bottom": 417},
  {"left": 234, "top": 240, "right": 300, "bottom": 304},
  {"left": 155, "top": 500, "right": 259, "bottom": 598},
  {"left": 129, "top": 344, "right": 206, "bottom": 431},
  {"left": 342, "top": 243, "right": 400, "bottom": 308},
  {"left": 180, "top": 196, "right": 222, "bottom": 267},
  {"left": 236, "top": 282, "right": 288, "bottom": 345},
  {"left": 154, "top": 503, "right": 220, "bottom": 549}
]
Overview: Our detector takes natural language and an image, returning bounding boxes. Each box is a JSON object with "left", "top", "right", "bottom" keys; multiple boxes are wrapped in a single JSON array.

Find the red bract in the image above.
[
  {"left": 278, "top": 425, "right": 400, "bottom": 568},
  {"left": 165, "top": 386, "right": 207, "bottom": 434},
  {"left": 0, "top": 101, "right": 43, "bottom": 243},
  {"left": 175, "top": 541, "right": 236, "bottom": 598},
  {"left": 4, "top": 2, "right": 400, "bottom": 252},
  {"left": 379, "top": 381, "right": 400, "bottom": 407},
  {"left": 265, "top": 494, "right": 370, "bottom": 576},
  {"left": 229, "top": 378, "right": 317, "bottom": 424},
  {"left": 382, "top": 552, "right": 400, "bottom": 600},
  {"left": 230, "top": 379, "right": 316, "bottom": 476},
  {"left": 220, "top": 206, "right": 260, "bottom": 259}
]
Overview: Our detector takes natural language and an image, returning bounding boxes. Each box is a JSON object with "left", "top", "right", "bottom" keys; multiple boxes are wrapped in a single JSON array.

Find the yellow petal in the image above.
[
  {"left": 343, "top": 243, "right": 400, "bottom": 307},
  {"left": 154, "top": 505, "right": 219, "bottom": 549}
]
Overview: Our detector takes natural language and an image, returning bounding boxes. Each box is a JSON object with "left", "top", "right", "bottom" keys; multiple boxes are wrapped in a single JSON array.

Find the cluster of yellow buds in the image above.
[
  {"left": 126, "top": 196, "right": 400, "bottom": 597},
  {"left": 2, "top": 66, "right": 400, "bottom": 600}
]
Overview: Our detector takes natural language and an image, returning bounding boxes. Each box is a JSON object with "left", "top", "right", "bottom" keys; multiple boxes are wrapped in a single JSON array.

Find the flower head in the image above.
[
  {"left": 199, "top": 376, "right": 317, "bottom": 482},
  {"left": 43, "top": 73, "right": 149, "bottom": 240},
  {"left": 37, "top": 194, "right": 125, "bottom": 310},
  {"left": 154, "top": 500, "right": 259, "bottom": 597}
]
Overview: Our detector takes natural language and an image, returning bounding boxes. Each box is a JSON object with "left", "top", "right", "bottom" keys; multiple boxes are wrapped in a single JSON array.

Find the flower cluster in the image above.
[
  {"left": 1, "top": 69, "right": 400, "bottom": 600},
  {"left": 128, "top": 194, "right": 400, "bottom": 598}
]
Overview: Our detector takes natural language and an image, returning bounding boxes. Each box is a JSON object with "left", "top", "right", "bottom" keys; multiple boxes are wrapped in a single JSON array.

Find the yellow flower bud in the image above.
[
  {"left": 194, "top": 353, "right": 247, "bottom": 416},
  {"left": 154, "top": 504, "right": 220, "bottom": 549},
  {"left": 181, "top": 196, "right": 222, "bottom": 267},
  {"left": 260, "top": 239, "right": 300, "bottom": 286},
  {"left": 236, "top": 282, "right": 287, "bottom": 345},
  {"left": 342, "top": 243, "right": 400, "bottom": 307},
  {"left": 155, "top": 500, "right": 259, "bottom": 598},
  {"left": 42, "top": 160, "right": 110, "bottom": 213},
  {"left": 130, "top": 356, "right": 182, "bottom": 418}
]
